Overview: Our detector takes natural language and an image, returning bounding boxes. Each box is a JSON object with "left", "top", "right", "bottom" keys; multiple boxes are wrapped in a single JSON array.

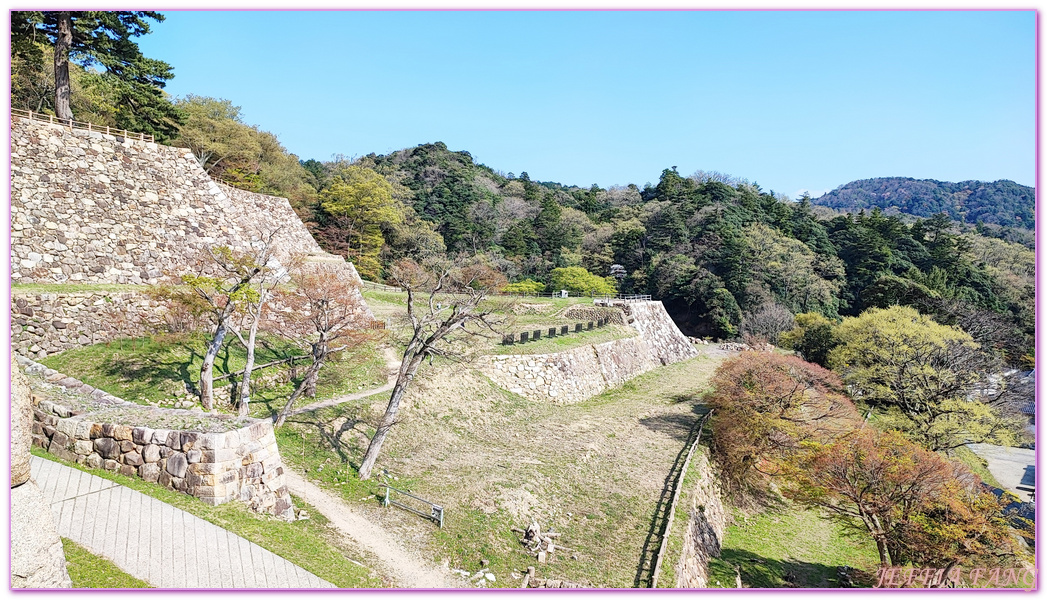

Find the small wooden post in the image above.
[{"left": 383, "top": 485, "right": 390, "bottom": 507}]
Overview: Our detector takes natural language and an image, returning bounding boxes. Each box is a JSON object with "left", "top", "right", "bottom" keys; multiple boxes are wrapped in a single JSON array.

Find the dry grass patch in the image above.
[{"left": 284, "top": 351, "right": 725, "bottom": 588}]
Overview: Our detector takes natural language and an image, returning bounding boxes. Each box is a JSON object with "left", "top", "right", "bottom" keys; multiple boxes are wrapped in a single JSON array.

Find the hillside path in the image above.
[
  {"left": 283, "top": 469, "right": 461, "bottom": 588},
  {"left": 289, "top": 347, "right": 401, "bottom": 417},
  {"left": 30, "top": 455, "right": 334, "bottom": 589}
]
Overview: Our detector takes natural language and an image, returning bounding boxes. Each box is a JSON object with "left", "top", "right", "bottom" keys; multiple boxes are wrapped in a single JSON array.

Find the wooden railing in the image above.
[
  {"left": 11, "top": 108, "right": 154, "bottom": 142},
  {"left": 648, "top": 409, "right": 713, "bottom": 588}
]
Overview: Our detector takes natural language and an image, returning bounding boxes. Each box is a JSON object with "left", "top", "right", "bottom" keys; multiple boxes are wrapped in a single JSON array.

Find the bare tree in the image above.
[
  {"left": 358, "top": 256, "right": 508, "bottom": 480},
  {"left": 176, "top": 236, "right": 278, "bottom": 410},
  {"left": 740, "top": 301, "right": 795, "bottom": 346},
  {"left": 226, "top": 247, "right": 291, "bottom": 417},
  {"left": 272, "top": 261, "right": 374, "bottom": 427}
]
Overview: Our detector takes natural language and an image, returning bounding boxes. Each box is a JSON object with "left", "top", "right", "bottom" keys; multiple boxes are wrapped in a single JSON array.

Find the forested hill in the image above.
[
  {"left": 813, "top": 177, "right": 1034, "bottom": 230},
  {"left": 296, "top": 143, "right": 1033, "bottom": 367}
]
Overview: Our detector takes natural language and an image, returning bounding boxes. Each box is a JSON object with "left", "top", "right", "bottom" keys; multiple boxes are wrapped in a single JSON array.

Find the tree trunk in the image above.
[
  {"left": 875, "top": 535, "right": 891, "bottom": 567},
  {"left": 358, "top": 353, "right": 424, "bottom": 480},
  {"left": 274, "top": 340, "right": 327, "bottom": 428},
  {"left": 237, "top": 292, "right": 267, "bottom": 417},
  {"left": 53, "top": 12, "right": 73, "bottom": 121},
  {"left": 199, "top": 321, "right": 227, "bottom": 411}
]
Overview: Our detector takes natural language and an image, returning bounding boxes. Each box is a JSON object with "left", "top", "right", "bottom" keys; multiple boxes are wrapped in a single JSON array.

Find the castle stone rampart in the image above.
[{"left": 11, "top": 116, "right": 323, "bottom": 284}]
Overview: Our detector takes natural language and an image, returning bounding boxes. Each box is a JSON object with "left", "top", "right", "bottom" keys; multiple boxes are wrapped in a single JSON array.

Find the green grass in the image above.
[
  {"left": 274, "top": 404, "right": 391, "bottom": 506},
  {"left": 62, "top": 538, "right": 152, "bottom": 588},
  {"left": 492, "top": 324, "right": 635, "bottom": 355},
  {"left": 39, "top": 333, "right": 387, "bottom": 415},
  {"left": 707, "top": 506, "right": 881, "bottom": 588},
  {"left": 33, "top": 447, "right": 383, "bottom": 588},
  {"left": 12, "top": 282, "right": 145, "bottom": 295}
]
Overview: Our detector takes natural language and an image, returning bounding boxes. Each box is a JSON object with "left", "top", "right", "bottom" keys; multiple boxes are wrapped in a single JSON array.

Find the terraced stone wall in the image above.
[
  {"left": 10, "top": 116, "right": 323, "bottom": 284},
  {"left": 673, "top": 451, "right": 728, "bottom": 588},
  {"left": 11, "top": 291, "right": 165, "bottom": 359},
  {"left": 480, "top": 301, "right": 699, "bottom": 403},
  {"left": 19, "top": 356, "right": 295, "bottom": 520},
  {"left": 10, "top": 115, "right": 374, "bottom": 359}
]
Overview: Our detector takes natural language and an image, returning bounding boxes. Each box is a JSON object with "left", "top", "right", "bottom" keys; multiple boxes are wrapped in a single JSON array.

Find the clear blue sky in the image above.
[{"left": 137, "top": 10, "right": 1035, "bottom": 198}]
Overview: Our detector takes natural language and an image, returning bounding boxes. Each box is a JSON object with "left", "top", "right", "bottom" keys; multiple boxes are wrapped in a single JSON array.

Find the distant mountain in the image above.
[{"left": 812, "top": 177, "right": 1034, "bottom": 230}]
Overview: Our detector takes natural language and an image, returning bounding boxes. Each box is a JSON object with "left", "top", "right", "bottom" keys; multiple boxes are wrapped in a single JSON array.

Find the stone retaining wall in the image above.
[
  {"left": 11, "top": 116, "right": 324, "bottom": 284},
  {"left": 673, "top": 451, "right": 728, "bottom": 588},
  {"left": 11, "top": 291, "right": 167, "bottom": 359},
  {"left": 480, "top": 301, "right": 698, "bottom": 404},
  {"left": 18, "top": 355, "right": 295, "bottom": 520},
  {"left": 560, "top": 305, "right": 625, "bottom": 326}
]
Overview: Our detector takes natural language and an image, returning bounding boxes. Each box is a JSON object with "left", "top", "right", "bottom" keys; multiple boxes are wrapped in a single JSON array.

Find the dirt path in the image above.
[
  {"left": 289, "top": 347, "right": 400, "bottom": 417},
  {"left": 284, "top": 469, "right": 462, "bottom": 588}
]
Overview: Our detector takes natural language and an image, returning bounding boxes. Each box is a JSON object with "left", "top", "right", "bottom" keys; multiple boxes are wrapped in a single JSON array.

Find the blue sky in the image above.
[{"left": 137, "top": 10, "right": 1035, "bottom": 197}]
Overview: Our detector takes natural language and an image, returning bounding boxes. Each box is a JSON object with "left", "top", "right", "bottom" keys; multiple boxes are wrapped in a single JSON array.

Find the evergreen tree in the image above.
[{"left": 11, "top": 10, "right": 182, "bottom": 140}]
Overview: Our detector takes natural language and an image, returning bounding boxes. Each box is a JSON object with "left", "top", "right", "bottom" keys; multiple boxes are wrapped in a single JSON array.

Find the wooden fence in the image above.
[
  {"left": 648, "top": 409, "right": 713, "bottom": 588},
  {"left": 12, "top": 108, "right": 155, "bottom": 142}
]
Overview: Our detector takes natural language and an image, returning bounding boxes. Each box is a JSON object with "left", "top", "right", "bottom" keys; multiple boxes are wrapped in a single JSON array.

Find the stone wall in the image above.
[
  {"left": 11, "top": 290, "right": 167, "bottom": 359},
  {"left": 10, "top": 256, "right": 375, "bottom": 361},
  {"left": 11, "top": 116, "right": 325, "bottom": 284},
  {"left": 10, "top": 115, "right": 375, "bottom": 358},
  {"left": 18, "top": 355, "right": 295, "bottom": 520},
  {"left": 673, "top": 451, "right": 728, "bottom": 588},
  {"left": 480, "top": 301, "right": 699, "bottom": 404},
  {"left": 560, "top": 305, "right": 625, "bottom": 326},
  {"left": 621, "top": 301, "right": 699, "bottom": 365}
]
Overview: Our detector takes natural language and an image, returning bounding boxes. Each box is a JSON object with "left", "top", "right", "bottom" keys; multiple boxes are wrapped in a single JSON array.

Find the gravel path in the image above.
[
  {"left": 288, "top": 347, "right": 400, "bottom": 417},
  {"left": 967, "top": 442, "right": 1036, "bottom": 501},
  {"left": 283, "top": 469, "right": 461, "bottom": 588}
]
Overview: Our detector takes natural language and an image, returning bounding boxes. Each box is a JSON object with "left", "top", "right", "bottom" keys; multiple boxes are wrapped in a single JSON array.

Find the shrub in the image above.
[
  {"left": 547, "top": 267, "right": 617, "bottom": 296},
  {"left": 502, "top": 279, "right": 546, "bottom": 295}
]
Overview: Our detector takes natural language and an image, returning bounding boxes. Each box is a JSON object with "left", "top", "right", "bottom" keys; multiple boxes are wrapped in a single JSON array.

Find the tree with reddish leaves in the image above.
[
  {"left": 785, "top": 429, "right": 1018, "bottom": 568},
  {"left": 706, "top": 351, "right": 859, "bottom": 498},
  {"left": 271, "top": 261, "right": 375, "bottom": 427}
]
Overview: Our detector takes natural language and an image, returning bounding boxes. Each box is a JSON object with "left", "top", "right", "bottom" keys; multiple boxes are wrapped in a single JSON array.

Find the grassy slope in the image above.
[
  {"left": 279, "top": 352, "right": 725, "bottom": 588},
  {"left": 39, "top": 334, "right": 387, "bottom": 416},
  {"left": 362, "top": 289, "right": 633, "bottom": 356},
  {"left": 707, "top": 506, "right": 881, "bottom": 588},
  {"left": 62, "top": 538, "right": 152, "bottom": 588},
  {"left": 33, "top": 447, "right": 384, "bottom": 588}
]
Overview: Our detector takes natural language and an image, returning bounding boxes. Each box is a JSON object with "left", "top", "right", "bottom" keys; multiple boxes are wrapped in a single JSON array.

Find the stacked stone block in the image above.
[
  {"left": 22, "top": 356, "right": 295, "bottom": 520},
  {"left": 673, "top": 452, "right": 727, "bottom": 588},
  {"left": 481, "top": 301, "right": 699, "bottom": 404},
  {"left": 10, "top": 117, "right": 324, "bottom": 284},
  {"left": 12, "top": 291, "right": 165, "bottom": 359}
]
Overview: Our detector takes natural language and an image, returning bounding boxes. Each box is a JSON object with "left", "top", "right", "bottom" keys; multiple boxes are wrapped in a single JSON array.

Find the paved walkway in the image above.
[
  {"left": 967, "top": 443, "right": 1036, "bottom": 502},
  {"left": 30, "top": 456, "right": 335, "bottom": 589}
]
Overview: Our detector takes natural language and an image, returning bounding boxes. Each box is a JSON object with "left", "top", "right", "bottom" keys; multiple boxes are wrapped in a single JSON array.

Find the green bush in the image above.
[
  {"left": 548, "top": 267, "right": 617, "bottom": 296},
  {"left": 502, "top": 279, "right": 546, "bottom": 294}
]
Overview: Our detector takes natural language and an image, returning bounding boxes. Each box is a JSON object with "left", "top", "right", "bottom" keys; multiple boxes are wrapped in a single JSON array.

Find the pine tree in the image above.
[{"left": 11, "top": 11, "right": 183, "bottom": 140}]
